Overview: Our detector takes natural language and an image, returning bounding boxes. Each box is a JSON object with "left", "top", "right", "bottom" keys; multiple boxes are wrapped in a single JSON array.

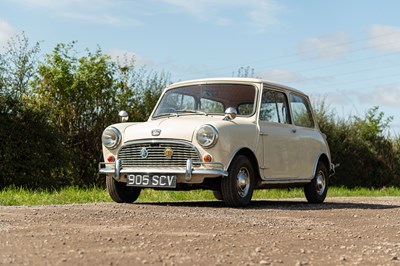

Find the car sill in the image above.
[{"left": 260, "top": 177, "right": 313, "bottom": 185}]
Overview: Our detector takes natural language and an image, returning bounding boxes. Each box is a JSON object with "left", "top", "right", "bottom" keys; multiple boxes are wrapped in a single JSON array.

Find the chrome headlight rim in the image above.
[
  {"left": 196, "top": 124, "right": 219, "bottom": 148},
  {"left": 102, "top": 126, "right": 122, "bottom": 150}
]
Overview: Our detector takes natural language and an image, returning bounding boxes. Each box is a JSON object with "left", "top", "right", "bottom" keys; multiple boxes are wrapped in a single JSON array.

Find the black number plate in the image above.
[{"left": 127, "top": 174, "right": 177, "bottom": 188}]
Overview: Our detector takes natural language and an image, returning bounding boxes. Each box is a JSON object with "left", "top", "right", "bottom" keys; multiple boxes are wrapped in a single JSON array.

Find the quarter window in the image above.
[
  {"left": 260, "top": 90, "right": 291, "bottom": 124},
  {"left": 238, "top": 103, "right": 254, "bottom": 116},
  {"left": 289, "top": 94, "right": 315, "bottom": 128}
]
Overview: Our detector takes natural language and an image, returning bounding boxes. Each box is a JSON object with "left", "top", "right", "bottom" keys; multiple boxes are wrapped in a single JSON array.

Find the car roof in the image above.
[{"left": 166, "top": 77, "right": 306, "bottom": 96}]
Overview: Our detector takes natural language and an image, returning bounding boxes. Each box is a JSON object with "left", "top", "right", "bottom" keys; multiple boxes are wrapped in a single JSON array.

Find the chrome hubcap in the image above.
[
  {"left": 236, "top": 167, "right": 250, "bottom": 198},
  {"left": 316, "top": 170, "right": 326, "bottom": 196}
]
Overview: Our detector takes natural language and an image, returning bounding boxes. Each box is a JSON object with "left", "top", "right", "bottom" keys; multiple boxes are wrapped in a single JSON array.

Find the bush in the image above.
[
  {"left": 0, "top": 96, "right": 67, "bottom": 188},
  {"left": 315, "top": 102, "right": 400, "bottom": 188}
]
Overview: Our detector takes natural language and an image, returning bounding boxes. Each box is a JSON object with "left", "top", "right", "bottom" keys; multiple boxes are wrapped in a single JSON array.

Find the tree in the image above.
[
  {"left": 0, "top": 32, "right": 40, "bottom": 102},
  {"left": 0, "top": 33, "right": 65, "bottom": 189},
  {"left": 233, "top": 66, "right": 257, "bottom": 78},
  {"left": 112, "top": 55, "right": 170, "bottom": 122},
  {"left": 32, "top": 42, "right": 171, "bottom": 186}
]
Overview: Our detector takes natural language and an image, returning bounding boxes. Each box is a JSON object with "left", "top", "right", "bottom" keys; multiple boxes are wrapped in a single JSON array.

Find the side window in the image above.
[
  {"left": 259, "top": 90, "right": 291, "bottom": 124},
  {"left": 289, "top": 94, "right": 315, "bottom": 128}
]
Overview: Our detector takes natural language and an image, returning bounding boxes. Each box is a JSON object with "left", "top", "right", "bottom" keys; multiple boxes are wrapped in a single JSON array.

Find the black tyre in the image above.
[
  {"left": 304, "top": 162, "right": 328, "bottom": 203},
  {"left": 212, "top": 190, "right": 223, "bottom": 201},
  {"left": 221, "top": 155, "right": 255, "bottom": 207},
  {"left": 106, "top": 176, "right": 141, "bottom": 203}
]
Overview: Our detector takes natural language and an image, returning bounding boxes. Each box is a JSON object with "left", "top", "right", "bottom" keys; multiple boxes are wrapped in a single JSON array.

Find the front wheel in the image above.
[
  {"left": 304, "top": 162, "right": 328, "bottom": 203},
  {"left": 221, "top": 155, "right": 255, "bottom": 207},
  {"left": 212, "top": 190, "right": 223, "bottom": 201},
  {"left": 106, "top": 176, "right": 141, "bottom": 203}
]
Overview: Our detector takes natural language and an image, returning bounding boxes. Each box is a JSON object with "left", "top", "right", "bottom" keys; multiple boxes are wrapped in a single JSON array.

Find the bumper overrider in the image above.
[{"left": 99, "top": 159, "right": 228, "bottom": 183}]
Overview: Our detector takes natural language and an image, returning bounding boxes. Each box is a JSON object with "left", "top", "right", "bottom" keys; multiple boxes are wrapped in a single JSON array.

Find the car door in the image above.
[
  {"left": 258, "top": 88, "right": 300, "bottom": 179},
  {"left": 289, "top": 93, "right": 321, "bottom": 178}
]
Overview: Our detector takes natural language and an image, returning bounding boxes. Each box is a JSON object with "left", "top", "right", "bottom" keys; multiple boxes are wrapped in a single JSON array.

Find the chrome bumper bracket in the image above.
[{"left": 185, "top": 159, "right": 193, "bottom": 181}]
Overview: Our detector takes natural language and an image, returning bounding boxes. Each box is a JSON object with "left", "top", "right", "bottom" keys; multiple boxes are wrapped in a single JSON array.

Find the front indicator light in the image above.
[
  {"left": 106, "top": 154, "right": 115, "bottom": 163},
  {"left": 203, "top": 154, "right": 212, "bottom": 163}
]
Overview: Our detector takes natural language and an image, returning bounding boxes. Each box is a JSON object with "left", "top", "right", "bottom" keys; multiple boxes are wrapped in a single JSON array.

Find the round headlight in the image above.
[
  {"left": 102, "top": 126, "right": 122, "bottom": 149},
  {"left": 196, "top": 125, "right": 218, "bottom": 148}
]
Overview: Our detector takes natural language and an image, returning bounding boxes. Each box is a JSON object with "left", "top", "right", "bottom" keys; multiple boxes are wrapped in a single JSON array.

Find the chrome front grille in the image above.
[{"left": 118, "top": 141, "right": 201, "bottom": 167}]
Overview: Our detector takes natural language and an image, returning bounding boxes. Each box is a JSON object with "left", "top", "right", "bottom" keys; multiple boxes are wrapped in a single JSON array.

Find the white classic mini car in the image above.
[{"left": 99, "top": 78, "right": 334, "bottom": 207}]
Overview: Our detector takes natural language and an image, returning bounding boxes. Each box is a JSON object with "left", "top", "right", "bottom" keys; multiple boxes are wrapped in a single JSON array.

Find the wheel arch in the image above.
[
  {"left": 227, "top": 148, "right": 261, "bottom": 182},
  {"left": 314, "top": 153, "right": 330, "bottom": 176}
]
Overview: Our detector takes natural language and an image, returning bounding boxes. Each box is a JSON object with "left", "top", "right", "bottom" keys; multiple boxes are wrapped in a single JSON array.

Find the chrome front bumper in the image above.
[{"left": 99, "top": 159, "right": 228, "bottom": 182}]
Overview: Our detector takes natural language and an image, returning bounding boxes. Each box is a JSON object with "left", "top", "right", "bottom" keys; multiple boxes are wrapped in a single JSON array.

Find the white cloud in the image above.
[
  {"left": 61, "top": 13, "right": 141, "bottom": 27},
  {"left": 258, "top": 68, "right": 333, "bottom": 86},
  {"left": 10, "top": 0, "right": 284, "bottom": 29},
  {"left": 161, "top": 0, "right": 211, "bottom": 17},
  {"left": 9, "top": 0, "right": 138, "bottom": 26},
  {"left": 368, "top": 24, "right": 400, "bottom": 52},
  {"left": 108, "top": 49, "right": 150, "bottom": 67},
  {"left": 357, "top": 85, "right": 400, "bottom": 107},
  {"left": 310, "top": 90, "right": 354, "bottom": 108},
  {"left": 313, "top": 85, "right": 400, "bottom": 113},
  {"left": 0, "top": 19, "right": 14, "bottom": 50},
  {"left": 10, "top": 0, "right": 59, "bottom": 9},
  {"left": 299, "top": 32, "right": 350, "bottom": 61},
  {"left": 11, "top": 0, "right": 114, "bottom": 10},
  {"left": 247, "top": 0, "right": 285, "bottom": 30},
  {"left": 258, "top": 68, "right": 304, "bottom": 83},
  {"left": 160, "top": 0, "right": 285, "bottom": 29}
]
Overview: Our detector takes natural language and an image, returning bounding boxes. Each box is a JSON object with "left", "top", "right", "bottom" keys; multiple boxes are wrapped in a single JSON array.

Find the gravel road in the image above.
[{"left": 1, "top": 197, "right": 400, "bottom": 265}]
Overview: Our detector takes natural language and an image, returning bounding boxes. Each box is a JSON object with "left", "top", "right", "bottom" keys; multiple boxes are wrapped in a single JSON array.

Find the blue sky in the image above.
[{"left": 1, "top": 0, "right": 400, "bottom": 134}]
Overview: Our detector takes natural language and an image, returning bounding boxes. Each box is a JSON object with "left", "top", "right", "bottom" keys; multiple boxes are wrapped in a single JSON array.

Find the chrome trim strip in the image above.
[{"left": 260, "top": 177, "right": 313, "bottom": 185}]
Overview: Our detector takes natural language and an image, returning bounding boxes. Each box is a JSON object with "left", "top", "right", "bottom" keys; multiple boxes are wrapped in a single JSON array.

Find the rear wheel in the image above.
[
  {"left": 106, "top": 176, "right": 141, "bottom": 203},
  {"left": 221, "top": 155, "right": 255, "bottom": 207},
  {"left": 304, "top": 162, "right": 328, "bottom": 203}
]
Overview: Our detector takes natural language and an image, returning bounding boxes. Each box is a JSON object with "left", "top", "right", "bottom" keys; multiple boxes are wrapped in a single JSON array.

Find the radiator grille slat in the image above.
[{"left": 118, "top": 141, "right": 201, "bottom": 167}]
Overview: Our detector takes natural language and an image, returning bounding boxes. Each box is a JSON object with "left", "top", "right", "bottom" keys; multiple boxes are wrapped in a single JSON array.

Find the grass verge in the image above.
[
  {"left": 0, "top": 186, "right": 399, "bottom": 206},
  {"left": 0, "top": 186, "right": 111, "bottom": 206}
]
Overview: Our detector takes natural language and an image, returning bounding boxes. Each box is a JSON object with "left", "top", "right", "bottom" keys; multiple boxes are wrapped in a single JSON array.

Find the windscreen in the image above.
[{"left": 153, "top": 83, "right": 256, "bottom": 117}]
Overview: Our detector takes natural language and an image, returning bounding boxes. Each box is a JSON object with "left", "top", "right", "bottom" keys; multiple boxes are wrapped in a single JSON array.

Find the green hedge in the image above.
[{"left": 316, "top": 103, "right": 400, "bottom": 188}]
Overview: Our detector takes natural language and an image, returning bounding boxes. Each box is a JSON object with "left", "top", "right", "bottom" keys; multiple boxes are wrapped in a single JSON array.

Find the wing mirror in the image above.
[
  {"left": 118, "top": 110, "right": 129, "bottom": 122},
  {"left": 223, "top": 107, "right": 237, "bottom": 121}
]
